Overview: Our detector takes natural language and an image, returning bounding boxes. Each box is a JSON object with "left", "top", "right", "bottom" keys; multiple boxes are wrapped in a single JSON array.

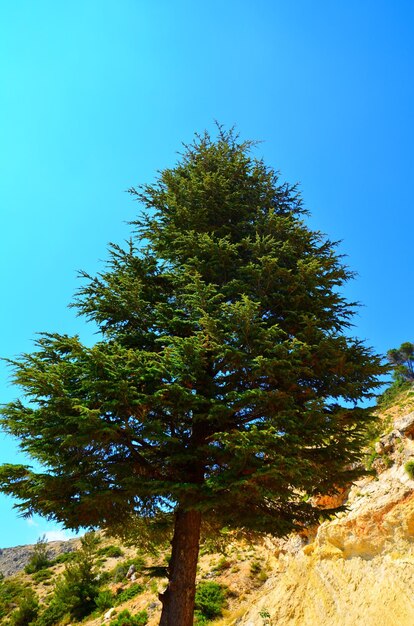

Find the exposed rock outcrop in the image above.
[
  {"left": 0, "top": 538, "right": 78, "bottom": 578},
  {"left": 240, "top": 405, "right": 414, "bottom": 626}
]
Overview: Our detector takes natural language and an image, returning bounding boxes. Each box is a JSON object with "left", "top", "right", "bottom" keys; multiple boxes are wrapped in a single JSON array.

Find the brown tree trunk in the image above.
[{"left": 159, "top": 508, "right": 202, "bottom": 626}]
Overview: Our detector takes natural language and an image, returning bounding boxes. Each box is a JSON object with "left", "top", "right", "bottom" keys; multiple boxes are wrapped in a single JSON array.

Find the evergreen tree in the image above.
[
  {"left": 0, "top": 129, "right": 383, "bottom": 625},
  {"left": 386, "top": 342, "right": 414, "bottom": 381}
]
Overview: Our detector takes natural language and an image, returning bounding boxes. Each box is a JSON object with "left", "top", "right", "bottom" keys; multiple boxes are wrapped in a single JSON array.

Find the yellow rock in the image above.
[{"left": 238, "top": 407, "right": 414, "bottom": 626}]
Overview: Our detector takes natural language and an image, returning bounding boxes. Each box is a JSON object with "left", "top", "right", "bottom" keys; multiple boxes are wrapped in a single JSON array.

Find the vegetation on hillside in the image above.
[
  {"left": 378, "top": 341, "right": 414, "bottom": 409},
  {"left": 0, "top": 532, "right": 280, "bottom": 625}
]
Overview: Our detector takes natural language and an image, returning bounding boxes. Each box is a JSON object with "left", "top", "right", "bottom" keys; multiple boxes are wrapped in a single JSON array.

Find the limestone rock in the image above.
[
  {"left": 238, "top": 406, "right": 414, "bottom": 626},
  {"left": 395, "top": 411, "right": 414, "bottom": 438},
  {"left": 103, "top": 608, "right": 116, "bottom": 621}
]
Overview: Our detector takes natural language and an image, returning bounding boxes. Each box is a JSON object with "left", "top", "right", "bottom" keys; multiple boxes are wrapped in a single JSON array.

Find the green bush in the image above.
[
  {"left": 8, "top": 589, "right": 39, "bottom": 626},
  {"left": 194, "top": 581, "right": 226, "bottom": 621},
  {"left": 377, "top": 378, "right": 412, "bottom": 409},
  {"left": 52, "top": 551, "right": 77, "bottom": 565},
  {"left": 0, "top": 577, "right": 27, "bottom": 619},
  {"left": 108, "top": 609, "right": 148, "bottom": 626},
  {"left": 115, "top": 583, "right": 144, "bottom": 605},
  {"left": 52, "top": 532, "right": 101, "bottom": 620},
  {"left": 95, "top": 589, "right": 115, "bottom": 612},
  {"left": 32, "top": 601, "right": 66, "bottom": 626},
  {"left": 31, "top": 568, "right": 52, "bottom": 583},
  {"left": 250, "top": 561, "right": 262, "bottom": 576},
  {"left": 194, "top": 611, "right": 209, "bottom": 625},
  {"left": 34, "top": 531, "right": 101, "bottom": 625},
  {"left": 97, "top": 545, "right": 124, "bottom": 558},
  {"left": 405, "top": 460, "right": 414, "bottom": 479},
  {"left": 25, "top": 536, "right": 52, "bottom": 574}
]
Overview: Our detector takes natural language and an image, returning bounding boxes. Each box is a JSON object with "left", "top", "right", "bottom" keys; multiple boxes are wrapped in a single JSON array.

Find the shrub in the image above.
[
  {"left": 34, "top": 531, "right": 102, "bottom": 625},
  {"left": 377, "top": 379, "right": 412, "bottom": 409},
  {"left": 0, "top": 577, "right": 27, "bottom": 619},
  {"left": 194, "top": 581, "right": 226, "bottom": 621},
  {"left": 95, "top": 589, "right": 115, "bottom": 612},
  {"left": 52, "top": 532, "right": 101, "bottom": 620},
  {"left": 250, "top": 561, "right": 262, "bottom": 576},
  {"left": 25, "top": 536, "right": 52, "bottom": 574},
  {"left": 115, "top": 583, "right": 144, "bottom": 605},
  {"left": 405, "top": 460, "right": 414, "bottom": 479},
  {"left": 97, "top": 545, "right": 124, "bottom": 558},
  {"left": 32, "top": 601, "right": 66, "bottom": 626},
  {"left": 31, "top": 568, "right": 53, "bottom": 583},
  {"left": 52, "top": 551, "right": 77, "bottom": 565},
  {"left": 8, "top": 589, "right": 39, "bottom": 626},
  {"left": 108, "top": 609, "right": 148, "bottom": 626},
  {"left": 194, "top": 612, "right": 209, "bottom": 625}
]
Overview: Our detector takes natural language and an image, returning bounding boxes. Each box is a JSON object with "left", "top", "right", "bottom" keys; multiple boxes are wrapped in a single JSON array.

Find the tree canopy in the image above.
[
  {"left": 387, "top": 342, "right": 414, "bottom": 382},
  {"left": 0, "top": 128, "right": 383, "bottom": 625}
]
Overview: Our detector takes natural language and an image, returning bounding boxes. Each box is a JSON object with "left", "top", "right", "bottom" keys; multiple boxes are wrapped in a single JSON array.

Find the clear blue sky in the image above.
[{"left": 0, "top": 0, "right": 413, "bottom": 547}]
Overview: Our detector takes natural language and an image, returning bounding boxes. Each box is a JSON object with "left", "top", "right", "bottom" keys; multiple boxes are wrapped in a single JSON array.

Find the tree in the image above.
[
  {"left": 8, "top": 589, "right": 39, "bottom": 626},
  {"left": 386, "top": 342, "right": 414, "bottom": 381},
  {"left": 35, "top": 532, "right": 101, "bottom": 625},
  {"left": 24, "top": 535, "right": 52, "bottom": 574},
  {"left": 0, "top": 128, "right": 383, "bottom": 625}
]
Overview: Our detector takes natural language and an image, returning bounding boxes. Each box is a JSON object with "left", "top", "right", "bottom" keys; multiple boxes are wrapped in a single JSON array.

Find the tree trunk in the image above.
[{"left": 159, "top": 508, "right": 202, "bottom": 626}]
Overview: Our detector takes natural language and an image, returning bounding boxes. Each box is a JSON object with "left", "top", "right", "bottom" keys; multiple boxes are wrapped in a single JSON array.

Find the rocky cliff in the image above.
[
  {"left": 0, "top": 538, "right": 78, "bottom": 578},
  {"left": 239, "top": 402, "right": 414, "bottom": 626}
]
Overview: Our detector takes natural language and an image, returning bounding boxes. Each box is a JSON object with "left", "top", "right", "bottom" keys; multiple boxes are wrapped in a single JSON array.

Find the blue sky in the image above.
[{"left": 0, "top": 0, "right": 413, "bottom": 547}]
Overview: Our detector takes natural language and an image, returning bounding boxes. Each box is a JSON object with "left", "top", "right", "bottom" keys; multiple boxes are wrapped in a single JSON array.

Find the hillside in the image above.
[{"left": 2, "top": 390, "right": 414, "bottom": 626}]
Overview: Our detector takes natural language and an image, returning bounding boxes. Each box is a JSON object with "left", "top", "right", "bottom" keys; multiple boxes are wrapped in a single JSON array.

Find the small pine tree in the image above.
[
  {"left": 35, "top": 532, "right": 101, "bottom": 624},
  {"left": 24, "top": 535, "right": 52, "bottom": 574}
]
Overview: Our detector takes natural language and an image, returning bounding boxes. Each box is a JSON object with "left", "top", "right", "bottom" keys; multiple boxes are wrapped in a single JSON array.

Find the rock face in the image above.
[
  {"left": 0, "top": 538, "right": 78, "bottom": 577},
  {"left": 240, "top": 406, "right": 414, "bottom": 626}
]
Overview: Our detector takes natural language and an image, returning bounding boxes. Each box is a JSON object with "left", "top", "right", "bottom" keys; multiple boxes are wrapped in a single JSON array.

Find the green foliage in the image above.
[
  {"left": 0, "top": 128, "right": 385, "bottom": 623},
  {"left": 32, "top": 601, "right": 64, "bottom": 626},
  {"left": 387, "top": 342, "right": 414, "bottom": 381},
  {"left": 250, "top": 561, "right": 262, "bottom": 576},
  {"left": 0, "top": 577, "right": 27, "bottom": 620},
  {"left": 35, "top": 532, "right": 101, "bottom": 625},
  {"left": 193, "top": 613, "right": 209, "bottom": 626},
  {"left": 24, "top": 536, "right": 52, "bottom": 574},
  {"left": 51, "top": 551, "right": 77, "bottom": 565},
  {"left": 97, "top": 545, "right": 124, "bottom": 558},
  {"left": 52, "top": 532, "right": 100, "bottom": 620},
  {"left": 0, "top": 128, "right": 384, "bottom": 538},
  {"left": 194, "top": 581, "right": 227, "bottom": 620},
  {"left": 259, "top": 608, "right": 271, "bottom": 624},
  {"left": 95, "top": 589, "right": 114, "bottom": 612},
  {"left": 114, "top": 583, "right": 144, "bottom": 605},
  {"left": 379, "top": 342, "right": 414, "bottom": 408},
  {"left": 378, "top": 378, "right": 412, "bottom": 409},
  {"left": 107, "top": 609, "right": 148, "bottom": 626},
  {"left": 31, "top": 568, "right": 52, "bottom": 583},
  {"left": 8, "top": 589, "right": 39, "bottom": 626},
  {"left": 404, "top": 460, "right": 414, "bottom": 479}
]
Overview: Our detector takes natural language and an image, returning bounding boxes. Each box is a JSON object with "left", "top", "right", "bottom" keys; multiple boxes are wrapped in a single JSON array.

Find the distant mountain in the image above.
[{"left": 0, "top": 538, "right": 78, "bottom": 578}]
